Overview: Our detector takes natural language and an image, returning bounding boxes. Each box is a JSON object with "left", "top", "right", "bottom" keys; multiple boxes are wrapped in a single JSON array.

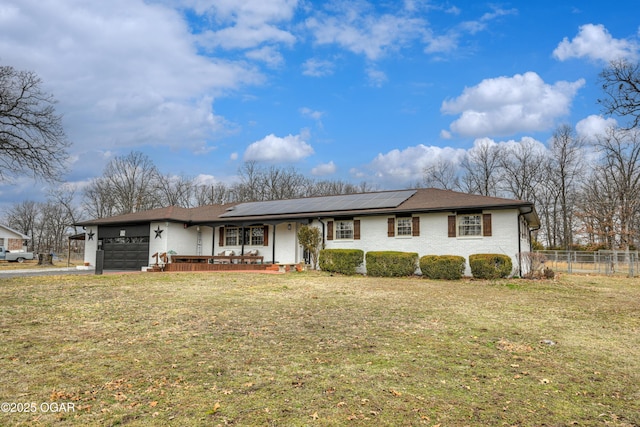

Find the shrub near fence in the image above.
[
  {"left": 469, "top": 254, "right": 513, "bottom": 279},
  {"left": 420, "top": 255, "right": 466, "bottom": 280},
  {"left": 319, "top": 249, "right": 364, "bottom": 275},
  {"left": 366, "top": 251, "right": 419, "bottom": 277}
]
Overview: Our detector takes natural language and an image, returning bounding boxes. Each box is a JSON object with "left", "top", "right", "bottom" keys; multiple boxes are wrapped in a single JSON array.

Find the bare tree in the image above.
[
  {"left": 422, "top": 159, "right": 460, "bottom": 190},
  {"left": 459, "top": 140, "right": 503, "bottom": 196},
  {"left": 82, "top": 151, "right": 161, "bottom": 216},
  {"left": 157, "top": 173, "right": 197, "bottom": 207},
  {"left": 6, "top": 200, "right": 39, "bottom": 251},
  {"left": 593, "top": 127, "right": 640, "bottom": 249},
  {"left": 49, "top": 185, "right": 83, "bottom": 236},
  {"left": 0, "top": 65, "right": 70, "bottom": 182},
  {"left": 82, "top": 177, "right": 118, "bottom": 219},
  {"left": 577, "top": 165, "right": 619, "bottom": 249},
  {"left": 598, "top": 59, "right": 640, "bottom": 129},
  {"left": 499, "top": 139, "right": 546, "bottom": 202},
  {"left": 546, "top": 124, "right": 585, "bottom": 249},
  {"left": 194, "top": 182, "right": 233, "bottom": 205}
]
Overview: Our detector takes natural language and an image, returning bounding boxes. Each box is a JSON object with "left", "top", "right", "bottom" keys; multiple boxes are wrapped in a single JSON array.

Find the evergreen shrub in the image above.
[
  {"left": 419, "top": 255, "right": 466, "bottom": 280},
  {"left": 365, "top": 251, "right": 419, "bottom": 277},
  {"left": 318, "top": 249, "right": 364, "bottom": 275},
  {"left": 469, "top": 253, "right": 513, "bottom": 279}
]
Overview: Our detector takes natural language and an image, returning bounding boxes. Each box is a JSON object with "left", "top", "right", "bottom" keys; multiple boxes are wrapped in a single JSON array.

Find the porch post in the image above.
[{"left": 240, "top": 224, "right": 245, "bottom": 255}]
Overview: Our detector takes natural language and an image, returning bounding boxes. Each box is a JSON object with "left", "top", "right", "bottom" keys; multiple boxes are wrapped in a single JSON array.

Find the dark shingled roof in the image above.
[{"left": 77, "top": 188, "right": 540, "bottom": 228}]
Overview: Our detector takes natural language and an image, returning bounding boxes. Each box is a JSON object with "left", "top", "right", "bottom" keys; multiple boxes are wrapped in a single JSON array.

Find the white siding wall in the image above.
[
  {"left": 84, "top": 226, "right": 98, "bottom": 266},
  {"left": 274, "top": 222, "right": 302, "bottom": 264},
  {"left": 321, "top": 209, "right": 523, "bottom": 276},
  {"left": 150, "top": 223, "right": 215, "bottom": 263}
]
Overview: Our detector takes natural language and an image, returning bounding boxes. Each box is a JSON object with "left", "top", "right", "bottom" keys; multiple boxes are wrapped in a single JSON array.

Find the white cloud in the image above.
[
  {"left": 575, "top": 115, "right": 617, "bottom": 140},
  {"left": 189, "top": 0, "right": 298, "bottom": 50},
  {"left": 302, "top": 58, "right": 335, "bottom": 77},
  {"left": 424, "top": 6, "right": 516, "bottom": 55},
  {"left": 553, "top": 23, "right": 639, "bottom": 63},
  {"left": 311, "top": 161, "right": 337, "bottom": 176},
  {"left": 300, "top": 107, "right": 324, "bottom": 121},
  {"left": 363, "top": 144, "right": 467, "bottom": 185},
  {"left": 245, "top": 45, "right": 284, "bottom": 67},
  {"left": 441, "top": 72, "right": 585, "bottom": 137},
  {"left": 0, "top": 0, "right": 263, "bottom": 156},
  {"left": 243, "top": 133, "right": 314, "bottom": 162},
  {"left": 193, "top": 174, "right": 218, "bottom": 186},
  {"left": 306, "top": 4, "right": 425, "bottom": 61},
  {"left": 366, "top": 67, "right": 388, "bottom": 87}
]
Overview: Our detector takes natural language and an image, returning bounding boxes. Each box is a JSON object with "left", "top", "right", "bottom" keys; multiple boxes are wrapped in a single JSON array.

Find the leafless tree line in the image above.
[
  {"left": 423, "top": 123, "right": 640, "bottom": 251},
  {"left": 80, "top": 153, "right": 377, "bottom": 218},
  {"left": 4, "top": 155, "right": 376, "bottom": 254}
]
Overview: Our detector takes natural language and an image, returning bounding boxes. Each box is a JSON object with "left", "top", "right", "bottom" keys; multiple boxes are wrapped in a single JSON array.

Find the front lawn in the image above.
[{"left": 0, "top": 272, "right": 638, "bottom": 426}]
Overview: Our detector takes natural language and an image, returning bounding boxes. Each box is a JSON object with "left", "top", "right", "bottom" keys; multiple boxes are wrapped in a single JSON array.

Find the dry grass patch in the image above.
[{"left": 0, "top": 272, "right": 638, "bottom": 426}]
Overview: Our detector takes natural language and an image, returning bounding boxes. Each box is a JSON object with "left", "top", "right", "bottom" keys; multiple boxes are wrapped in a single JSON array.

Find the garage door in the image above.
[
  {"left": 99, "top": 225, "right": 150, "bottom": 270},
  {"left": 102, "top": 237, "right": 150, "bottom": 270}
]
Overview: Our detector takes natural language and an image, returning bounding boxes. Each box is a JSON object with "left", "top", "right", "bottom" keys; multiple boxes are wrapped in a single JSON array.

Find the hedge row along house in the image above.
[{"left": 77, "top": 188, "right": 540, "bottom": 276}]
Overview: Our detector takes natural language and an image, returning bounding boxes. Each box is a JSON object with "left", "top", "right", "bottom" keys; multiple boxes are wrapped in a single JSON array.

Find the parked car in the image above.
[{"left": 0, "top": 246, "right": 35, "bottom": 263}]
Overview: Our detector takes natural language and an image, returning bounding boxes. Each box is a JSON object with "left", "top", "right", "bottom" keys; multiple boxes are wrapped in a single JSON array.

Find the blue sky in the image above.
[{"left": 1, "top": 0, "right": 639, "bottom": 211}]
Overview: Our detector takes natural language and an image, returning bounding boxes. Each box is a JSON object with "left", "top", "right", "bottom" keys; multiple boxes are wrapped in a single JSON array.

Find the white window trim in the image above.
[
  {"left": 396, "top": 217, "right": 413, "bottom": 238},
  {"left": 457, "top": 214, "right": 482, "bottom": 238},
  {"left": 334, "top": 220, "right": 354, "bottom": 240}
]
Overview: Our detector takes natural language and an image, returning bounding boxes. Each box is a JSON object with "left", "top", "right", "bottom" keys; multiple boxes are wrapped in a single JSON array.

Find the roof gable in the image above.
[{"left": 0, "top": 224, "right": 30, "bottom": 240}]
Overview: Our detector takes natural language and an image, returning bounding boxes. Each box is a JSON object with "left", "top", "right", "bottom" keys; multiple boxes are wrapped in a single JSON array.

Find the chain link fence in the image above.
[{"left": 534, "top": 250, "right": 639, "bottom": 277}]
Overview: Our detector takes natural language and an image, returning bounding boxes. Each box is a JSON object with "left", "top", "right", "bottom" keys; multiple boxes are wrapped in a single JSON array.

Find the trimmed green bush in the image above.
[
  {"left": 419, "top": 255, "right": 466, "bottom": 280},
  {"left": 469, "top": 253, "right": 513, "bottom": 279},
  {"left": 365, "top": 251, "right": 419, "bottom": 277},
  {"left": 319, "top": 249, "right": 364, "bottom": 275}
]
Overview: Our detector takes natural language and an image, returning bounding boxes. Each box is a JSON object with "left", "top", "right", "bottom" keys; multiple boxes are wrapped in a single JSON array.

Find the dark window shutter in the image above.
[
  {"left": 387, "top": 218, "right": 395, "bottom": 237},
  {"left": 263, "top": 225, "right": 269, "bottom": 246},
  {"left": 412, "top": 217, "right": 420, "bottom": 236},
  {"left": 219, "top": 227, "right": 225, "bottom": 247},
  {"left": 354, "top": 220, "right": 361, "bottom": 240},
  {"left": 448, "top": 215, "right": 456, "bottom": 238},
  {"left": 483, "top": 214, "right": 492, "bottom": 236},
  {"left": 327, "top": 221, "right": 334, "bottom": 240}
]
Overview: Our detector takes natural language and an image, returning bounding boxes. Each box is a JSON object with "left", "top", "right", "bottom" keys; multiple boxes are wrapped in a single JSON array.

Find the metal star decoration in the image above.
[
  {"left": 87, "top": 230, "right": 95, "bottom": 241},
  {"left": 154, "top": 226, "right": 163, "bottom": 239}
]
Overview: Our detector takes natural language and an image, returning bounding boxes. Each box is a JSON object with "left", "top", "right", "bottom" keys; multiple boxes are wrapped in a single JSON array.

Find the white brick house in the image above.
[{"left": 78, "top": 188, "right": 540, "bottom": 276}]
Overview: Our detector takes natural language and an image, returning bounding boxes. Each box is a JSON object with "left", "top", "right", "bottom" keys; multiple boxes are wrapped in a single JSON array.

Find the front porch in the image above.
[{"left": 151, "top": 253, "right": 303, "bottom": 273}]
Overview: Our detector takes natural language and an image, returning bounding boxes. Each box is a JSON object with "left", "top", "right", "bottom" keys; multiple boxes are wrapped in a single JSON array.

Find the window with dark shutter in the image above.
[
  {"left": 483, "top": 214, "right": 492, "bottom": 236},
  {"left": 448, "top": 215, "right": 456, "bottom": 237},
  {"left": 387, "top": 218, "right": 395, "bottom": 237},
  {"left": 219, "top": 227, "right": 225, "bottom": 246},
  {"left": 412, "top": 217, "right": 420, "bottom": 236},
  {"left": 354, "top": 220, "right": 361, "bottom": 240},
  {"left": 327, "top": 221, "right": 334, "bottom": 240}
]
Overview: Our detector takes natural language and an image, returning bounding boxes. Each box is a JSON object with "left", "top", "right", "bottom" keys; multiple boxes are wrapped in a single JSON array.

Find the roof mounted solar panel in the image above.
[{"left": 220, "top": 190, "right": 417, "bottom": 218}]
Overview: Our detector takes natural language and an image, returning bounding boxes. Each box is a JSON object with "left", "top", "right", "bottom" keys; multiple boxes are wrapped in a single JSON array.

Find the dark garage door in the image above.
[
  {"left": 99, "top": 225, "right": 150, "bottom": 270},
  {"left": 102, "top": 237, "right": 150, "bottom": 270}
]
